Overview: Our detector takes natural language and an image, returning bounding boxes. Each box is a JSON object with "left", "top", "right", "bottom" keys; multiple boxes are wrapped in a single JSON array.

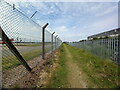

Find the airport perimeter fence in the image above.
[
  {"left": 68, "top": 29, "right": 120, "bottom": 65},
  {"left": 0, "top": 0, "right": 62, "bottom": 88}
]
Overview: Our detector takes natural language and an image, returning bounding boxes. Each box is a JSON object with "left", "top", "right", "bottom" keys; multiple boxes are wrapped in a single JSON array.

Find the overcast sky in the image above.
[{"left": 6, "top": 0, "right": 119, "bottom": 42}]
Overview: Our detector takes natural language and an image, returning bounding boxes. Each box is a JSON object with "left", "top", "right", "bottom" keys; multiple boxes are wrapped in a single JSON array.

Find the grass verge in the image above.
[
  {"left": 47, "top": 45, "right": 69, "bottom": 88},
  {"left": 66, "top": 44, "right": 120, "bottom": 88}
]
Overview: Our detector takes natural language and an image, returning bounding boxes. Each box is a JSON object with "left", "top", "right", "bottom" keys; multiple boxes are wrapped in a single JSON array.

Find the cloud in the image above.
[
  {"left": 79, "top": 15, "right": 118, "bottom": 37},
  {"left": 95, "top": 5, "right": 118, "bottom": 17},
  {"left": 5, "top": 0, "right": 120, "bottom": 2},
  {"left": 57, "top": 10, "right": 118, "bottom": 42},
  {"left": 34, "top": 2, "right": 118, "bottom": 41},
  {"left": 4, "top": 0, "right": 118, "bottom": 42},
  {"left": 56, "top": 26, "right": 68, "bottom": 32}
]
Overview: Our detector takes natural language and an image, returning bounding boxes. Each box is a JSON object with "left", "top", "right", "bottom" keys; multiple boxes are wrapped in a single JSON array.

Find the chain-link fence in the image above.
[
  {"left": 0, "top": 0, "right": 62, "bottom": 88},
  {"left": 68, "top": 29, "right": 120, "bottom": 65}
]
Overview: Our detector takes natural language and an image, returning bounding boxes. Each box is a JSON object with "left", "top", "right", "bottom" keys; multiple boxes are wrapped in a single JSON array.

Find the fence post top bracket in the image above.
[
  {"left": 52, "top": 32, "right": 55, "bottom": 35},
  {"left": 43, "top": 23, "right": 49, "bottom": 29}
]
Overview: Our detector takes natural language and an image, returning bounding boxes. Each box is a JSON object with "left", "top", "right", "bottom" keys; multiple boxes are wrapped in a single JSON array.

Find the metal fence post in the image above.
[
  {"left": 118, "top": 35, "right": 120, "bottom": 65},
  {"left": 56, "top": 38, "right": 58, "bottom": 48},
  {"left": 0, "top": 28, "right": 2, "bottom": 89},
  {"left": 0, "top": 26, "right": 32, "bottom": 72},
  {"left": 55, "top": 35, "right": 58, "bottom": 49},
  {"left": 51, "top": 32, "right": 55, "bottom": 51},
  {"left": 55, "top": 37, "right": 56, "bottom": 49},
  {"left": 42, "top": 23, "right": 48, "bottom": 60}
]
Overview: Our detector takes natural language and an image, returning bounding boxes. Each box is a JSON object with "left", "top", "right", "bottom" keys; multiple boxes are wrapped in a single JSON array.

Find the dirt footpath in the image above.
[{"left": 64, "top": 45, "right": 89, "bottom": 88}]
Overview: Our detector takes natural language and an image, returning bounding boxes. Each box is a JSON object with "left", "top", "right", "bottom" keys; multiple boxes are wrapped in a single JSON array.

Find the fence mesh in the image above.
[{"left": 0, "top": 0, "right": 62, "bottom": 88}]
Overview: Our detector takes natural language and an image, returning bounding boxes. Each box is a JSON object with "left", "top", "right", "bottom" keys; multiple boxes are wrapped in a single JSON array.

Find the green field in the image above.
[
  {"left": 2, "top": 49, "right": 42, "bottom": 71},
  {"left": 2, "top": 46, "right": 52, "bottom": 71}
]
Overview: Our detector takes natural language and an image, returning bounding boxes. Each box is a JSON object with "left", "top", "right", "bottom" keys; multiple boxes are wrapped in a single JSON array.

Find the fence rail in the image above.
[
  {"left": 68, "top": 28, "right": 120, "bottom": 65},
  {"left": 0, "top": 0, "right": 62, "bottom": 88}
]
